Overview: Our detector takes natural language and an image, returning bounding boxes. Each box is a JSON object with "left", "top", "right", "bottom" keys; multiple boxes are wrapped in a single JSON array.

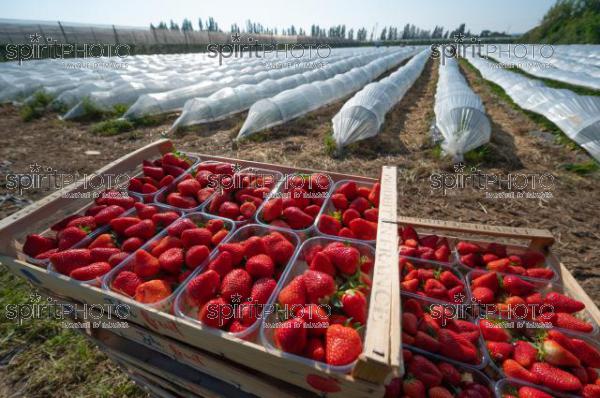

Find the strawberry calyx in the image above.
[{"left": 330, "top": 210, "right": 342, "bottom": 222}]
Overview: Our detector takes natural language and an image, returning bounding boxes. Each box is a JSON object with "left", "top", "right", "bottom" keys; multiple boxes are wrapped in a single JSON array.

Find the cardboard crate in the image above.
[{"left": 0, "top": 139, "right": 398, "bottom": 397}]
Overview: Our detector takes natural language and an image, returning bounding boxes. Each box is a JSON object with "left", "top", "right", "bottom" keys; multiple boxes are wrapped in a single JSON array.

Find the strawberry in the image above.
[
  {"left": 402, "top": 279, "right": 419, "bottom": 292},
  {"left": 541, "top": 339, "right": 580, "bottom": 367},
  {"left": 547, "top": 312, "right": 593, "bottom": 333},
  {"left": 543, "top": 292, "right": 584, "bottom": 313},
  {"left": 338, "top": 227, "right": 356, "bottom": 239},
  {"left": 436, "top": 362, "right": 461, "bottom": 386},
  {"left": 66, "top": 216, "right": 96, "bottom": 231},
  {"left": 177, "top": 178, "right": 201, "bottom": 196},
  {"left": 363, "top": 208, "right": 378, "bottom": 223},
  {"left": 198, "top": 297, "right": 230, "bottom": 329},
  {"left": 108, "top": 252, "right": 129, "bottom": 267},
  {"left": 250, "top": 277, "right": 277, "bottom": 305},
  {"left": 402, "top": 312, "right": 418, "bottom": 335},
  {"left": 349, "top": 197, "right": 370, "bottom": 215},
  {"left": 456, "top": 241, "right": 482, "bottom": 254},
  {"left": 134, "top": 280, "right": 172, "bottom": 304},
  {"left": 482, "top": 253, "right": 499, "bottom": 264},
  {"left": 526, "top": 268, "right": 554, "bottom": 279},
  {"left": 133, "top": 250, "right": 160, "bottom": 278},
  {"left": 218, "top": 201, "right": 240, "bottom": 219},
  {"left": 151, "top": 236, "right": 183, "bottom": 257},
  {"left": 487, "top": 258, "right": 511, "bottom": 272},
  {"left": 428, "top": 386, "right": 452, "bottom": 398},
  {"left": 414, "top": 330, "right": 441, "bottom": 353},
  {"left": 159, "top": 174, "right": 175, "bottom": 188},
  {"left": 569, "top": 339, "right": 600, "bottom": 367},
  {"left": 514, "top": 340, "right": 538, "bottom": 368},
  {"left": 50, "top": 248, "right": 92, "bottom": 275},
  {"left": 304, "top": 338, "right": 325, "bottom": 361},
  {"left": 472, "top": 286, "right": 495, "bottom": 304},
  {"left": 220, "top": 269, "right": 252, "bottom": 303},
  {"left": 282, "top": 207, "right": 313, "bottom": 229},
  {"left": 461, "top": 252, "right": 483, "bottom": 268},
  {"left": 187, "top": 269, "right": 220, "bottom": 306},
  {"left": 158, "top": 247, "right": 184, "bottom": 274},
  {"left": 517, "top": 386, "right": 553, "bottom": 398},
  {"left": 434, "top": 245, "right": 450, "bottom": 262},
  {"left": 340, "top": 289, "right": 367, "bottom": 324},
  {"left": 143, "top": 165, "right": 165, "bottom": 180},
  {"left": 167, "top": 192, "right": 197, "bottom": 209},
  {"left": 124, "top": 219, "right": 156, "bottom": 240},
  {"left": 424, "top": 279, "right": 448, "bottom": 300},
  {"left": 88, "top": 233, "right": 116, "bottom": 249},
  {"left": 323, "top": 244, "right": 360, "bottom": 275},
  {"left": 181, "top": 228, "right": 212, "bottom": 248},
  {"left": 408, "top": 354, "right": 443, "bottom": 387},
  {"left": 70, "top": 261, "right": 111, "bottom": 280},
  {"left": 325, "top": 324, "right": 362, "bottom": 366},
  {"left": 309, "top": 251, "right": 336, "bottom": 276},
  {"left": 262, "top": 198, "right": 283, "bottom": 222},
  {"left": 503, "top": 275, "right": 535, "bottom": 296},
  {"left": 480, "top": 319, "right": 511, "bottom": 342},
  {"left": 486, "top": 341, "right": 514, "bottom": 362},
  {"left": 151, "top": 212, "right": 179, "bottom": 228},
  {"left": 278, "top": 276, "right": 307, "bottom": 307},
  {"left": 303, "top": 270, "right": 336, "bottom": 303},
  {"left": 94, "top": 205, "right": 125, "bottom": 225},
  {"left": 211, "top": 229, "right": 229, "bottom": 246},
  {"left": 583, "top": 385, "right": 600, "bottom": 398},
  {"left": 296, "top": 304, "right": 329, "bottom": 336},
  {"left": 218, "top": 242, "right": 245, "bottom": 266},
  {"left": 471, "top": 272, "right": 500, "bottom": 293},
  {"left": 521, "top": 251, "right": 545, "bottom": 268},
  {"left": 134, "top": 203, "right": 158, "bottom": 219},
  {"left": 342, "top": 208, "right": 360, "bottom": 227},
  {"left": 90, "top": 247, "right": 121, "bottom": 262},
  {"left": 330, "top": 194, "right": 348, "bottom": 210},
  {"left": 57, "top": 226, "right": 88, "bottom": 250},
  {"left": 112, "top": 271, "right": 142, "bottom": 297},
  {"left": 439, "top": 270, "right": 462, "bottom": 288},
  {"left": 438, "top": 329, "right": 478, "bottom": 363},
  {"left": 309, "top": 173, "right": 330, "bottom": 192},
  {"left": 110, "top": 217, "right": 141, "bottom": 235},
  {"left": 304, "top": 205, "right": 321, "bottom": 217},
  {"left": 348, "top": 218, "right": 377, "bottom": 240},
  {"left": 205, "top": 219, "right": 224, "bottom": 234},
  {"left": 239, "top": 201, "right": 257, "bottom": 219},
  {"left": 274, "top": 317, "right": 307, "bottom": 355},
  {"left": 246, "top": 254, "right": 275, "bottom": 278},
  {"left": 142, "top": 183, "right": 158, "bottom": 194},
  {"left": 503, "top": 359, "right": 540, "bottom": 384},
  {"left": 263, "top": 234, "right": 295, "bottom": 266},
  {"left": 403, "top": 377, "right": 426, "bottom": 398},
  {"left": 368, "top": 183, "right": 380, "bottom": 206},
  {"left": 318, "top": 214, "right": 341, "bottom": 236},
  {"left": 531, "top": 362, "right": 582, "bottom": 392},
  {"left": 336, "top": 182, "right": 358, "bottom": 201}
]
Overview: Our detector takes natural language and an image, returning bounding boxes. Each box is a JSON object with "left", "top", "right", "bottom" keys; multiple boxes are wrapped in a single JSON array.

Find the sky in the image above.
[{"left": 1, "top": 0, "right": 556, "bottom": 35}]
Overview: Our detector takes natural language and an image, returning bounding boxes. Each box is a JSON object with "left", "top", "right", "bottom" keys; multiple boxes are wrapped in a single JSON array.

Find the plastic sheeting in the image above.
[
  {"left": 466, "top": 54, "right": 600, "bottom": 162},
  {"left": 237, "top": 47, "right": 419, "bottom": 139},
  {"left": 331, "top": 49, "right": 430, "bottom": 148},
  {"left": 171, "top": 48, "right": 396, "bottom": 130},
  {"left": 433, "top": 57, "right": 491, "bottom": 161}
]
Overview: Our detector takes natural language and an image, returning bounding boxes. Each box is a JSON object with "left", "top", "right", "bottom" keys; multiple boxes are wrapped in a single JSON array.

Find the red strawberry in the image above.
[
  {"left": 531, "top": 362, "right": 582, "bottom": 392},
  {"left": 167, "top": 218, "right": 198, "bottom": 237},
  {"left": 403, "top": 378, "right": 425, "bottom": 398},
  {"left": 428, "top": 386, "right": 453, "bottom": 398},
  {"left": 304, "top": 338, "right": 325, "bottom": 361},
  {"left": 486, "top": 341, "right": 514, "bottom": 362},
  {"left": 517, "top": 386, "right": 553, "bottom": 398},
  {"left": 108, "top": 252, "right": 129, "bottom": 267},
  {"left": 250, "top": 277, "right": 277, "bottom": 305},
  {"left": 142, "top": 182, "right": 158, "bottom": 194},
  {"left": 110, "top": 217, "right": 141, "bottom": 235},
  {"left": 134, "top": 280, "right": 172, "bottom": 304},
  {"left": 158, "top": 247, "right": 184, "bottom": 274},
  {"left": 330, "top": 194, "right": 348, "bottom": 210},
  {"left": 239, "top": 201, "right": 257, "bottom": 219},
  {"left": 521, "top": 251, "right": 545, "bottom": 268},
  {"left": 180, "top": 228, "right": 212, "bottom": 248},
  {"left": 487, "top": 258, "right": 511, "bottom": 272},
  {"left": 198, "top": 297, "right": 230, "bottom": 329},
  {"left": 49, "top": 248, "right": 92, "bottom": 275},
  {"left": 546, "top": 312, "right": 593, "bottom": 333},
  {"left": 143, "top": 165, "right": 164, "bottom": 180},
  {"left": 325, "top": 324, "right": 362, "bottom": 366},
  {"left": 338, "top": 227, "right": 356, "bottom": 239},
  {"left": 94, "top": 205, "right": 125, "bottom": 225},
  {"left": 309, "top": 251, "right": 336, "bottom": 276},
  {"left": 438, "top": 329, "right": 478, "bottom": 363},
  {"left": 318, "top": 214, "right": 341, "bottom": 236},
  {"left": 124, "top": 219, "right": 156, "bottom": 240},
  {"left": 220, "top": 268, "right": 252, "bottom": 303},
  {"left": 503, "top": 275, "right": 535, "bottom": 296},
  {"left": 336, "top": 182, "right": 358, "bottom": 201},
  {"left": 134, "top": 202, "right": 158, "bottom": 219},
  {"left": 177, "top": 178, "right": 201, "bottom": 196},
  {"left": 541, "top": 339, "right": 580, "bottom": 367},
  {"left": 414, "top": 330, "right": 441, "bottom": 353},
  {"left": 424, "top": 279, "right": 448, "bottom": 300},
  {"left": 323, "top": 244, "right": 360, "bottom": 275},
  {"left": 480, "top": 319, "right": 511, "bottom": 342},
  {"left": 514, "top": 340, "right": 538, "bottom": 368},
  {"left": 159, "top": 174, "right": 175, "bottom": 188},
  {"left": 133, "top": 249, "right": 160, "bottom": 278},
  {"left": 471, "top": 272, "right": 500, "bottom": 293},
  {"left": 526, "top": 268, "right": 554, "bottom": 279},
  {"left": 274, "top": 317, "right": 307, "bottom": 355},
  {"left": 408, "top": 354, "right": 443, "bottom": 387},
  {"left": 278, "top": 276, "right": 307, "bottom": 307},
  {"left": 543, "top": 292, "right": 584, "bottom": 313},
  {"left": 246, "top": 254, "right": 275, "bottom": 278},
  {"left": 218, "top": 242, "right": 245, "bottom": 266},
  {"left": 112, "top": 271, "right": 142, "bottom": 297},
  {"left": 261, "top": 198, "right": 283, "bottom": 222},
  {"left": 368, "top": 183, "right": 380, "bottom": 206},
  {"left": 57, "top": 226, "right": 88, "bottom": 250},
  {"left": 341, "top": 208, "right": 360, "bottom": 227},
  {"left": 583, "top": 385, "right": 600, "bottom": 398},
  {"left": 70, "top": 261, "right": 111, "bottom": 280},
  {"left": 349, "top": 196, "right": 370, "bottom": 215},
  {"left": 90, "top": 247, "right": 121, "bottom": 262},
  {"left": 472, "top": 286, "right": 495, "bottom": 304},
  {"left": 439, "top": 270, "right": 462, "bottom": 288},
  {"left": 205, "top": 219, "right": 224, "bottom": 233},
  {"left": 211, "top": 229, "right": 229, "bottom": 246},
  {"left": 569, "top": 339, "right": 600, "bottom": 367},
  {"left": 348, "top": 218, "right": 377, "bottom": 240},
  {"left": 461, "top": 252, "right": 483, "bottom": 268},
  {"left": 402, "top": 279, "right": 419, "bottom": 292},
  {"left": 303, "top": 270, "right": 336, "bottom": 303},
  {"left": 66, "top": 216, "right": 96, "bottom": 231},
  {"left": 151, "top": 236, "right": 183, "bottom": 257},
  {"left": 402, "top": 312, "right": 418, "bottom": 335},
  {"left": 206, "top": 251, "right": 233, "bottom": 277},
  {"left": 264, "top": 235, "right": 295, "bottom": 266},
  {"left": 282, "top": 207, "right": 313, "bottom": 229},
  {"left": 167, "top": 193, "right": 197, "bottom": 209},
  {"left": 436, "top": 362, "right": 461, "bottom": 386},
  {"left": 296, "top": 304, "right": 330, "bottom": 336},
  {"left": 503, "top": 359, "right": 540, "bottom": 385},
  {"left": 340, "top": 289, "right": 367, "bottom": 324},
  {"left": 187, "top": 269, "right": 220, "bottom": 306},
  {"left": 363, "top": 208, "right": 378, "bottom": 223},
  {"left": 456, "top": 241, "right": 482, "bottom": 254},
  {"left": 151, "top": 211, "right": 179, "bottom": 227}
]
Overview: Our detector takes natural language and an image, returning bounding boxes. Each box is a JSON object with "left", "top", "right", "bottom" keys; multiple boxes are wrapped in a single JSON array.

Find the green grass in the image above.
[
  {"left": 323, "top": 132, "right": 337, "bottom": 156},
  {"left": 430, "top": 143, "right": 443, "bottom": 159},
  {"left": 0, "top": 267, "right": 144, "bottom": 397},
  {"left": 464, "top": 145, "right": 491, "bottom": 165},
  {"left": 562, "top": 160, "right": 600, "bottom": 175},
  {"left": 90, "top": 119, "right": 135, "bottom": 136},
  {"left": 20, "top": 91, "right": 53, "bottom": 122}
]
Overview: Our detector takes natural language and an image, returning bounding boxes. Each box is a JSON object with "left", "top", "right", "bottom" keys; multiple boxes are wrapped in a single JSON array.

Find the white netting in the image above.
[
  {"left": 331, "top": 49, "right": 430, "bottom": 148},
  {"left": 467, "top": 54, "right": 600, "bottom": 162},
  {"left": 237, "top": 47, "right": 420, "bottom": 139},
  {"left": 433, "top": 57, "right": 491, "bottom": 161}
]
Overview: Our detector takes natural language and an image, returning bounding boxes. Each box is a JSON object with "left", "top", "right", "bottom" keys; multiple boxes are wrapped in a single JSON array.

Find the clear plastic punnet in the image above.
[
  {"left": 237, "top": 47, "right": 421, "bottom": 139},
  {"left": 466, "top": 53, "right": 600, "bottom": 162},
  {"left": 331, "top": 49, "right": 430, "bottom": 148},
  {"left": 170, "top": 48, "right": 388, "bottom": 130}
]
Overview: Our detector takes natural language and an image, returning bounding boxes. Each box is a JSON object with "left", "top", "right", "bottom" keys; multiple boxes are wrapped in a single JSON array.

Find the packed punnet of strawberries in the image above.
[
  {"left": 384, "top": 349, "right": 494, "bottom": 398},
  {"left": 106, "top": 215, "right": 232, "bottom": 304},
  {"left": 456, "top": 239, "right": 555, "bottom": 280},
  {"left": 258, "top": 173, "right": 332, "bottom": 231},
  {"left": 317, "top": 180, "right": 380, "bottom": 240},
  {"left": 128, "top": 151, "right": 197, "bottom": 199},
  {"left": 469, "top": 270, "right": 595, "bottom": 334},
  {"left": 177, "top": 226, "right": 298, "bottom": 335},
  {"left": 204, "top": 168, "right": 280, "bottom": 224},
  {"left": 401, "top": 294, "right": 484, "bottom": 366},
  {"left": 399, "top": 225, "right": 453, "bottom": 264},
  {"left": 22, "top": 189, "right": 136, "bottom": 263},
  {"left": 400, "top": 259, "right": 467, "bottom": 303},
  {"left": 268, "top": 239, "right": 374, "bottom": 367},
  {"left": 156, "top": 161, "right": 235, "bottom": 210},
  {"left": 481, "top": 318, "right": 600, "bottom": 396}
]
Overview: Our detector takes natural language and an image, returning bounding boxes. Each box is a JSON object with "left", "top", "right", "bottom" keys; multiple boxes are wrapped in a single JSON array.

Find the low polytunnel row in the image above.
[
  {"left": 236, "top": 47, "right": 420, "bottom": 139},
  {"left": 432, "top": 57, "right": 491, "bottom": 162},
  {"left": 466, "top": 54, "right": 600, "bottom": 161},
  {"left": 170, "top": 47, "right": 410, "bottom": 130},
  {"left": 330, "top": 49, "right": 430, "bottom": 148}
]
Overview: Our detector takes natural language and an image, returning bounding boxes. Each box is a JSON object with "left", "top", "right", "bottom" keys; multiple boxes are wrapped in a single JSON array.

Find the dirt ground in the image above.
[{"left": 0, "top": 57, "right": 599, "bottom": 396}]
